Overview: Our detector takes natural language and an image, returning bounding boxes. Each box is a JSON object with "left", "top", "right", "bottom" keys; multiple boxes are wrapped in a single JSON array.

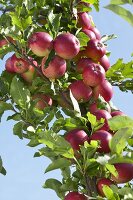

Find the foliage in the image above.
[{"left": 0, "top": 0, "right": 133, "bottom": 200}]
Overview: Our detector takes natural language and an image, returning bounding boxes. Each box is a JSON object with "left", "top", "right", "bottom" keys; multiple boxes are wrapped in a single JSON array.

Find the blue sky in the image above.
[{"left": 0, "top": 1, "right": 133, "bottom": 200}]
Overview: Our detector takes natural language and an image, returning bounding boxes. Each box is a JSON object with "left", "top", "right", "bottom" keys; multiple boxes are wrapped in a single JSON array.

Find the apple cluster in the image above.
[
  {"left": 64, "top": 5, "right": 133, "bottom": 200},
  {"left": 2, "top": 3, "right": 133, "bottom": 199}
]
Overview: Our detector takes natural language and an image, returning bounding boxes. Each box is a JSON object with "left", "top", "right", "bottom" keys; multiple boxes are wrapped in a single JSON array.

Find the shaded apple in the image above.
[
  {"left": 83, "top": 63, "right": 105, "bottom": 87},
  {"left": 54, "top": 33, "right": 80, "bottom": 59},
  {"left": 5, "top": 57, "right": 15, "bottom": 73},
  {"left": 0, "top": 38, "right": 8, "bottom": 48},
  {"left": 69, "top": 80, "right": 92, "bottom": 102},
  {"left": 99, "top": 55, "right": 110, "bottom": 71},
  {"left": 77, "top": 12, "right": 91, "bottom": 29},
  {"left": 92, "top": 109, "right": 112, "bottom": 131},
  {"left": 0, "top": 37, "right": 15, "bottom": 48},
  {"left": 111, "top": 110, "right": 126, "bottom": 117},
  {"left": 82, "top": 29, "right": 96, "bottom": 40},
  {"left": 65, "top": 129, "right": 89, "bottom": 151},
  {"left": 77, "top": 58, "right": 94, "bottom": 73},
  {"left": 90, "top": 26, "right": 101, "bottom": 40},
  {"left": 42, "top": 55, "right": 66, "bottom": 79},
  {"left": 85, "top": 39, "right": 106, "bottom": 61},
  {"left": 111, "top": 163, "right": 133, "bottom": 183},
  {"left": 11, "top": 54, "right": 29, "bottom": 74},
  {"left": 21, "top": 60, "right": 38, "bottom": 83},
  {"left": 65, "top": 191, "right": 87, "bottom": 200},
  {"left": 32, "top": 93, "right": 52, "bottom": 110},
  {"left": 93, "top": 79, "right": 113, "bottom": 102},
  {"left": 89, "top": 130, "right": 112, "bottom": 153},
  {"left": 28, "top": 32, "right": 53, "bottom": 57},
  {"left": 97, "top": 178, "right": 114, "bottom": 197}
]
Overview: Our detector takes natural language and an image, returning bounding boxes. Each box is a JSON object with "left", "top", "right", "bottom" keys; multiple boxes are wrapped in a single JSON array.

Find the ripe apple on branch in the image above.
[{"left": 0, "top": 0, "right": 133, "bottom": 200}]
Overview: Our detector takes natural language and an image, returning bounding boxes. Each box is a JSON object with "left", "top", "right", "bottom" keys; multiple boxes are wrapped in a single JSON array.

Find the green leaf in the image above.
[
  {"left": 27, "top": 136, "right": 40, "bottom": 147},
  {"left": 105, "top": 164, "right": 118, "bottom": 177},
  {"left": 106, "top": 59, "right": 133, "bottom": 81},
  {"left": 0, "top": 156, "right": 6, "bottom": 175},
  {"left": 81, "top": 0, "right": 99, "bottom": 5},
  {"left": 38, "top": 131, "right": 74, "bottom": 159},
  {"left": 0, "top": 102, "right": 13, "bottom": 122},
  {"left": 110, "top": 0, "right": 133, "bottom": 5},
  {"left": 69, "top": 90, "right": 81, "bottom": 117},
  {"left": 48, "top": 11, "right": 62, "bottom": 36},
  {"left": 109, "top": 155, "right": 133, "bottom": 164},
  {"left": 103, "top": 185, "right": 115, "bottom": 200},
  {"left": 45, "top": 158, "right": 71, "bottom": 173},
  {"left": 10, "top": 12, "right": 23, "bottom": 29},
  {"left": 21, "top": 16, "right": 32, "bottom": 30},
  {"left": 0, "top": 156, "right": 2, "bottom": 172},
  {"left": 13, "top": 121, "right": 25, "bottom": 139},
  {"left": 7, "top": 113, "right": 21, "bottom": 121},
  {"left": 104, "top": 4, "right": 133, "bottom": 26},
  {"left": 34, "top": 147, "right": 57, "bottom": 158},
  {"left": 0, "top": 102, "right": 13, "bottom": 114},
  {"left": 118, "top": 187, "right": 133, "bottom": 197},
  {"left": 87, "top": 112, "right": 104, "bottom": 132},
  {"left": 43, "top": 179, "right": 64, "bottom": 199},
  {"left": 110, "top": 128, "right": 133, "bottom": 154},
  {"left": 10, "top": 76, "right": 31, "bottom": 109},
  {"left": 0, "top": 45, "right": 13, "bottom": 59},
  {"left": 108, "top": 116, "right": 133, "bottom": 131},
  {"left": 101, "top": 34, "right": 117, "bottom": 43},
  {"left": 76, "top": 32, "right": 90, "bottom": 47}
]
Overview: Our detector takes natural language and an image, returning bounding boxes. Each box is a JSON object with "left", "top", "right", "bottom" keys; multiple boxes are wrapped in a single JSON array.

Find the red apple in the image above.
[
  {"left": 85, "top": 39, "right": 106, "bottom": 61},
  {"left": 83, "top": 63, "right": 105, "bottom": 87},
  {"left": 89, "top": 130, "right": 112, "bottom": 153},
  {"left": 111, "top": 110, "right": 126, "bottom": 117},
  {"left": 54, "top": 33, "right": 80, "bottom": 59},
  {"left": 112, "top": 163, "right": 133, "bottom": 183},
  {"left": 42, "top": 55, "right": 66, "bottom": 79},
  {"left": 90, "top": 26, "right": 101, "bottom": 40},
  {"left": 0, "top": 37, "right": 15, "bottom": 48},
  {"left": 77, "top": 58, "right": 94, "bottom": 73},
  {"left": 5, "top": 57, "right": 15, "bottom": 73},
  {"left": 21, "top": 65, "right": 35, "bottom": 83},
  {"left": 32, "top": 93, "right": 52, "bottom": 110},
  {"left": 21, "top": 60, "right": 38, "bottom": 83},
  {"left": 28, "top": 32, "right": 53, "bottom": 57},
  {"left": 0, "top": 39, "right": 8, "bottom": 48},
  {"left": 97, "top": 178, "right": 114, "bottom": 197},
  {"left": 99, "top": 55, "right": 110, "bottom": 72},
  {"left": 78, "top": 12, "right": 91, "bottom": 29},
  {"left": 65, "top": 192, "right": 87, "bottom": 200},
  {"left": 65, "top": 129, "right": 89, "bottom": 151},
  {"left": 92, "top": 109, "right": 112, "bottom": 131},
  {"left": 89, "top": 102, "right": 97, "bottom": 113},
  {"left": 93, "top": 79, "right": 113, "bottom": 102},
  {"left": 11, "top": 54, "right": 29, "bottom": 74},
  {"left": 69, "top": 80, "right": 92, "bottom": 102},
  {"left": 82, "top": 29, "right": 96, "bottom": 40}
]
